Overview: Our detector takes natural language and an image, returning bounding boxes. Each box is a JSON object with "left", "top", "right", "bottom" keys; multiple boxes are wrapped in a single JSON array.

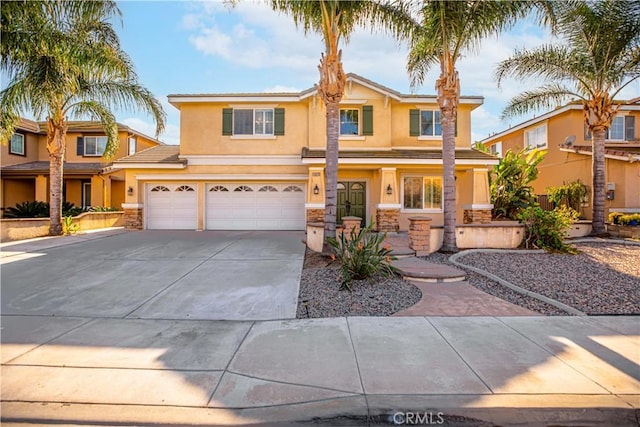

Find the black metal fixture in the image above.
[
  {"left": 313, "top": 184, "right": 320, "bottom": 195},
  {"left": 127, "top": 186, "right": 134, "bottom": 196},
  {"left": 386, "top": 184, "right": 393, "bottom": 195}
]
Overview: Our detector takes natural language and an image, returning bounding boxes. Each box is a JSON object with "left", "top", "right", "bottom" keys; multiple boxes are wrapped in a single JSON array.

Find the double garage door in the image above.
[{"left": 146, "top": 182, "right": 305, "bottom": 230}]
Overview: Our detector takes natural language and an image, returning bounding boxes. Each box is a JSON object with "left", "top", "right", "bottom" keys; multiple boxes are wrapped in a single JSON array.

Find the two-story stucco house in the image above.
[
  {"left": 480, "top": 99, "right": 640, "bottom": 218},
  {"left": 1, "top": 119, "right": 163, "bottom": 214},
  {"left": 114, "top": 74, "right": 498, "bottom": 231}
]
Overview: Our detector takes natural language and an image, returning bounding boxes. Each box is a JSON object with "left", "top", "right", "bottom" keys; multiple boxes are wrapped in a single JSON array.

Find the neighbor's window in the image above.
[
  {"left": 403, "top": 176, "right": 443, "bottom": 210},
  {"left": 490, "top": 141, "right": 503, "bottom": 157},
  {"left": 340, "top": 109, "right": 359, "bottom": 135},
  {"left": 421, "top": 110, "right": 442, "bottom": 136},
  {"left": 10, "top": 133, "right": 25, "bottom": 155},
  {"left": 525, "top": 124, "right": 547, "bottom": 149},
  {"left": 607, "top": 116, "right": 624, "bottom": 140},
  {"left": 128, "top": 137, "right": 137, "bottom": 155},
  {"left": 84, "top": 136, "right": 108, "bottom": 156},
  {"left": 234, "top": 108, "right": 273, "bottom": 136}
]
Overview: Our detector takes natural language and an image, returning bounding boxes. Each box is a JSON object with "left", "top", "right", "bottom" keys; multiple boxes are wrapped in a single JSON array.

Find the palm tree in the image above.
[
  {"left": 0, "top": 0, "right": 165, "bottom": 235},
  {"left": 271, "top": 0, "right": 411, "bottom": 251},
  {"left": 407, "top": 0, "right": 531, "bottom": 252},
  {"left": 496, "top": 0, "right": 640, "bottom": 235}
]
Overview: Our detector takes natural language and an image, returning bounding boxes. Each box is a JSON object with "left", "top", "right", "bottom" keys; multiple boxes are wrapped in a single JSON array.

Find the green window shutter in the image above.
[
  {"left": 274, "top": 108, "right": 285, "bottom": 136},
  {"left": 222, "top": 108, "right": 233, "bottom": 136},
  {"left": 362, "top": 105, "right": 373, "bottom": 136},
  {"left": 77, "top": 136, "right": 84, "bottom": 156},
  {"left": 409, "top": 109, "right": 420, "bottom": 136},
  {"left": 625, "top": 115, "right": 635, "bottom": 141}
]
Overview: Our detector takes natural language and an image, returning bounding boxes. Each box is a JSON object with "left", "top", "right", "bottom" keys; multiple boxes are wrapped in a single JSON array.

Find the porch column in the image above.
[
  {"left": 35, "top": 175, "right": 48, "bottom": 202},
  {"left": 306, "top": 167, "right": 325, "bottom": 224},
  {"left": 462, "top": 168, "right": 493, "bottom": 224},
  {"left": 90, "top": 175, "right": 103, "bottom": 208},
  {"left": 376, "top": 168, "right": 400, "bottom": 232}
]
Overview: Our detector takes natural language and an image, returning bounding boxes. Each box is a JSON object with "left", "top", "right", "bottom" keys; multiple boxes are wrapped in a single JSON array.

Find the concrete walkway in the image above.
[{"left": 2, "top": 315, "right": 638, "bottom": 426}]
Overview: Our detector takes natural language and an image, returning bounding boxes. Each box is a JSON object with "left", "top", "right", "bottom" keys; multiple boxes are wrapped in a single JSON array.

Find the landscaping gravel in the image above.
[
  {"left": 297, "top": 250, "right": 422, "bottom": 318},
  {"left": 452, "top": 242, "right": 640, "bottom": 315}
]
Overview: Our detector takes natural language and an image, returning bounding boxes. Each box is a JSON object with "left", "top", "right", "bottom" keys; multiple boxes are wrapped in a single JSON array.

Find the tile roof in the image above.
[
  {"left": 114, "top": 145, "right": 183, "bottom": 164},
  {"left": 1, "top": 161, "right": 106, "bottom": 176},
  {"left": 301, "top": 147, "right": 498, "bottom": 161},
  {"left": 565, "top": 145, "right": 640, "bottom": 162}
]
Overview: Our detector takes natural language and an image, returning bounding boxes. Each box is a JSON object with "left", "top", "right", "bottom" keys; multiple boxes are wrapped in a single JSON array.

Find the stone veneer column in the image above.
[
  {"left": 123, "top": 208, "right": 143, "bottom": 230},
  {"left": 376, "top": 209, "right": 400, "bottom": 232},
  {"left": 341, "top": 216, "right": 362, "bottom": 240},
  {"left": 408, "top": 217, "right": 431, "bottom": 256},
  {"left": 463, "top": 209, "right": 492, "bottom": 224},
  {"left": 306, "top": 208, "right": 325, "bottom": 224}
]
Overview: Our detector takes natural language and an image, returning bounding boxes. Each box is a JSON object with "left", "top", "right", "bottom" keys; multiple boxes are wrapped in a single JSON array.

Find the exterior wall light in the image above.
[
  {"left": 313, "top": 184, "right": 320, "bottom": 195},
  {"left": 127, "top": 186, "right": 134, "bottom": 196},
  {"left": 386, "top": 184, "right": 393, "bottom": 195}
]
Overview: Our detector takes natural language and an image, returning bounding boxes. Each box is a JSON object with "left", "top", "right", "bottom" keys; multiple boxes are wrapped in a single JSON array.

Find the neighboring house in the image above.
[
  {"left": 480, "top": 99, "right": 640, "bottom": 218},
  {"left": 113, "top": 73, "right": 498, "bottom": 231},
  {"left": 1, "top": 118, "right": 163, "bottom": 214}
]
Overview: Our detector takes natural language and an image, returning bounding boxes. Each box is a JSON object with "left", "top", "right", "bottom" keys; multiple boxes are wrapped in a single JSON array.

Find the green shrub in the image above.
[
  {"left": 3, "top": 201, "right": 49, "bottom": 218},
  {"left": 547, "top": 180, "right": 589, "bottom": 216},
  {"left": 490, "top": 148, "right": 546, "bottom": 219},
  {"left": 517, "top": 206, "right": 579, "bottom": 253},
  {"left": 62, "top": 202, "right": 85, "bottom": 217},
  {"left": 62, "top": 215, "right": 79, "bottom": 235},
  {"left": 608, "top": 212, "right": 624, "bottom": 224},
  {"left": 327, "top": 224, "right": 400, "bottom": 291},
  {"left": 88, "top": 206, "right": 121, "bottom": 212}
]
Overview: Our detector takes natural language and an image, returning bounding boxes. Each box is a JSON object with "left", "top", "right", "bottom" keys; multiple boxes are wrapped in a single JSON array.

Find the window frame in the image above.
[
  {"left": 490, "top": 141, "right": 503, "bottom": 157},
  {"left": 232, "top": 108, "right": 275, "bottom": 137},
  {"left": 525, "top": 123, "right": 548, "bottom": 150},
  {"left": 419, "top": 110, "right": 442, "bottom": 138},
  {"left": 339, "top": 108, "right": 360, "bottom": 136},
  {"left": 9, "top": 133, "right": 26, "bottom": 156},
  {"left": 128, "top": 137, "right": 137, "bottom": 155},
  {"left": 401, "top": 175, "right": 444, "bottom": 212},
  {"left": 606, "top": 115, "right": 625, "bottom": 141},
  {"left": 83, "top": 135, "right": 108, "bottom": 157}
]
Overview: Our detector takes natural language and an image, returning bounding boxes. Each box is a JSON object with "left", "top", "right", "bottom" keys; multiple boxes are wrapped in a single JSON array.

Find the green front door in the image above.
[{"left": 337, "top": 181, "right": 366, "bottom": 225}]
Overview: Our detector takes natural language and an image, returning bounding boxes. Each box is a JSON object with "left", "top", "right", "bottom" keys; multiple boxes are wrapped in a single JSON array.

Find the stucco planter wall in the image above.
[
  {"left": 568, "top": 220, "right": 593, "bottom": 238},
  {"left": 607, "top": 224, "right": 640, "bottom": 239},
  {"left": 306, "top": 222, "right": 325, "bottom": 253},
  {"left": 1, "top": 212, "right": 124, "bottom": 242},
  {"left": 429, "top": 222, "right": 525, "bottom": 253}
]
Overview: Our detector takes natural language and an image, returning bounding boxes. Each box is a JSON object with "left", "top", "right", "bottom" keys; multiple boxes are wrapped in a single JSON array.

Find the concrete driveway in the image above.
[{"left": 1, "top": 230, "right": 305, "bottom": 321}]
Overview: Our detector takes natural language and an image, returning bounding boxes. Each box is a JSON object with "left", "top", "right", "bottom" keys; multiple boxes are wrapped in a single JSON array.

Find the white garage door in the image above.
[
  {"left": 146, "top": 183, "right": 198, "bottom": 229},
  {"left": 206, "top": 183, "right": 305, "bottom": 230}
]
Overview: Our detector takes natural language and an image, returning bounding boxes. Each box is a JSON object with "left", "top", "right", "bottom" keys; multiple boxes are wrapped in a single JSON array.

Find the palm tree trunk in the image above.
[
  {"left": 436, "top": 57, "right": 460, "bottom": 253},
  {"left": 591, "top": 128, "right": 606, "bottom": 235},
  {"left": 47, "top": 118, "right": 66, "bottom": 236},
  {"left": 323, "top": 100, "right": 339, "bottom": 252}
]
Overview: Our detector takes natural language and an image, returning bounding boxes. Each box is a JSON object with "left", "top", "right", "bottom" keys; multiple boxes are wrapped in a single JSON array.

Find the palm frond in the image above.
[
  {"left": 501, "top": 84, "right": 583, "bottom": 119},
  {"left": 69, "top": 101, "right": 119, "bottom": 159}
]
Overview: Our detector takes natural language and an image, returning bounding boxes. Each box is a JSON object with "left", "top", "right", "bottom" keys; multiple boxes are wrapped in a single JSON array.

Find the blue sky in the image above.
[{"left": 107, "top": 1, "right": 639, "bottom": 145}]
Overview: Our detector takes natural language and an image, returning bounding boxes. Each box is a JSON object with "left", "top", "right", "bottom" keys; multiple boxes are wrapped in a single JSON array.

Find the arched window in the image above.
[
  {"left": 259, "top": 185, "right": 278, "bottom": 192},
  {"left": 234, "top": 185, "right": 254, "bottom": 192},
  {"left": 176, "top": 185, "right": 195, "bottom": 192},
  {"left": 151, "top": 185, "right": 170, "bottom": 192},
  {"left": 209, "top": 185, "right": 229, "bottom": 192},
  {"left": 283, "top": 185, "right": 303, "bottom": 192}
]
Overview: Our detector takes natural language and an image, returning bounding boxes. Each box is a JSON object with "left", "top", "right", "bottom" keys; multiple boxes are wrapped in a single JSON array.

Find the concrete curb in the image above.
[
  {"left": 448, "top": 249, "right": 586, "bottom": 316},
  {"left": 570, "top": 237, "right": 640, "bottom": 246}
]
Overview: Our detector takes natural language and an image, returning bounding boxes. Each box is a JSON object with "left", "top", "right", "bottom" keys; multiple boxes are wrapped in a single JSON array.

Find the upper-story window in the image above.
[
  {"left": 340, "top": 109, "right": 359, "bottom": 135},
  {"left": 9, "top": 133, "right": 25, "bottom": 156},
  {"left": 234, "top": 108, "right": 274, "bottom": 136},
  {"left": 128, "top": 137, "right": 137, "bottom": 155},
  {"left": 223, "top": 107, "right": 285, "bottom": 137},
  {"left": 525, "top": 124, "right": 547, "bottom": 149},
  {"left": 420, "top": 110, "right": 442, "bottom": 136},
  {"left": 490, "top": 141, "right": 503, "bottom": 157},
  {"left": 606, "top": 116, "right": 625, "bottom": 141},
  {"left": 84, "top": 136, "right": 108, "bottom": 156}
]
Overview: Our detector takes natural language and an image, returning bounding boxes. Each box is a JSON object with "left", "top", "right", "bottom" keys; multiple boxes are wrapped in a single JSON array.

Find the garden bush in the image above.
[
  {"left": 3, "top": 201, "right": 49, "bottom": 218},
  {"left": 327, "top": 224, "right": 399, "bottom": 291},
  {"left": 517, "top": 206, "right": 579, "bottom": 253}
]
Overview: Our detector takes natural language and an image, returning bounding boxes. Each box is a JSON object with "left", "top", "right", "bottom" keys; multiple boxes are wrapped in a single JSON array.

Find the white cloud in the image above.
[{"left": 121, "top": 117, "right": 180, "bottom": 146}]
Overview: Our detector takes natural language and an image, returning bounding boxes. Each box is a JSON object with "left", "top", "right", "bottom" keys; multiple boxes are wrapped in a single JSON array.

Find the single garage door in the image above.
[
  {"left": 206, "top": 183, "right": 305, "bottom": 230},
  {"left": 146, "top": 183, "right": 198, "bottom": 229}
]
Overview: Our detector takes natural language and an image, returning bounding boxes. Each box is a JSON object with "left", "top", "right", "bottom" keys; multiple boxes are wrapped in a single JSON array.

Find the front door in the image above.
[{"left": 337, "top": 181, "right": 366, "bottom": 225}]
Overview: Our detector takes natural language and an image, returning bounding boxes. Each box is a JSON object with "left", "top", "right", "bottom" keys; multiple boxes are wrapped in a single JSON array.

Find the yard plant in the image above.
[
  {"left": 547, "top": 180, "right": 589, "bottom": 217},
  {"left": 517, "top": 205, "right": 579, "bottom": 253},
  {"left": 327, "top": 224, "right": 399, "bottom": 291}
]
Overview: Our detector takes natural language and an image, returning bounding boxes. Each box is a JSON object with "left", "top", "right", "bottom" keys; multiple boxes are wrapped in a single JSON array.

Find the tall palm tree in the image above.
[
  {"left": 407, "top": 0, "right": 531, "bottom": 252},
  {"left": 271, "top": 0, "right": 411, "bottom": 251},
  {"left": 496, "top": 0, "right": 640, "bottom": 235},
  {"left": 1, "top": 0, "right": 165, "bottom": 235}
]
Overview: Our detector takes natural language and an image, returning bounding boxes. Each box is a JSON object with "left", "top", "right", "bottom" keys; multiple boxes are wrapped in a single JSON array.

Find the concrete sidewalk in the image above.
[{"left": 2, "top": 315, "right": 638, "bottom": 426}]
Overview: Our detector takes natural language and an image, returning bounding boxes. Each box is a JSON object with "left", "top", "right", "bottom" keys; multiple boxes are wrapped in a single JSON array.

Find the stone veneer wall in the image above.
[
  {"left": 376, "top": 209, "right": 400, "bottom": 232},
  {"left": 408, "top": 217, "right": 431, "bottom": 257},
  {"left": 124, "top": 208, "right": 143, "bottom": 230},
  {"left": 306, "top": 208, "right": 325, "bottom": 224},
  {"left": 463, "top": 209, "right": 492, "bottom": 224}
]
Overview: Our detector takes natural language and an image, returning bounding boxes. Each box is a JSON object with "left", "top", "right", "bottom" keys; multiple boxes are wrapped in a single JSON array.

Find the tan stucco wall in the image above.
[
  {"left": 2, "top": 179, "right": 36, "bottom": 211},
  {"left": 1, "top": 130, "right": 40, "bottom": 166}
]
